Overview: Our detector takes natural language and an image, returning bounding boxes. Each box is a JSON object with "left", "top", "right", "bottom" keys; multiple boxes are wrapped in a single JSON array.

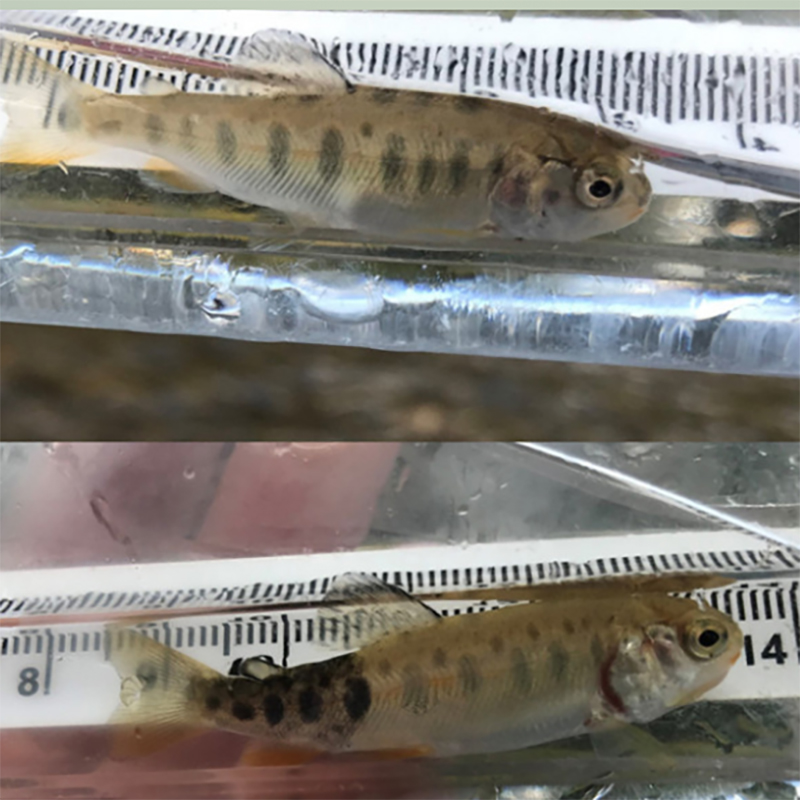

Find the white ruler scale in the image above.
[
  {"left": 0, "top": 532, "right": 798, "bottom": 731},
  {"left": 0, "top": 10, "right": 797, "bottom": 200}
]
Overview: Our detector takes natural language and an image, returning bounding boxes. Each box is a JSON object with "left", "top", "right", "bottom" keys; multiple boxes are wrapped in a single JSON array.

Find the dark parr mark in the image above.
[
  {"left": 269, "top": 123, "right": 291, "bottom": 179},
  {"left": 381, "top": 134, "right": 406, "bottom": 193},
  {"left": 432, "top": 647, "right": 447, "bottom": 668},
  {"left": 180, "top": 116, "right": 196, "bottom": 150},
  {"left": 401, "top": 665, "right": 430, "bottom": 714},
  {"left": 526, "top": 623, "right": 540, "bottom": 642},
  {"left": 548, "top": 642, "right": 569, "bottom": 682},
  {"left": 562, "top": 620, "right": 575, "bottom": 636},
  {"left": 231, "top": 701, "right": 255, "bottom": 721},
  {"left": 298, "top": 687, "right": 323, "bottom": 723},
  {"left": 263, "top": 693, "right": 285, "bottom": 726},
  {"left": 511, "top": 648, "right": 533, "bottom": 695},
  {"left": 343, "top": 676, "right": 372, "bottom": 721},
  {"left": 371, "top": 88, "right": 399, "bottom": 104},
  {"left": 457, "top": 655, "right": 482, "bottom": 696},
  {"left": 205, "top": 694, "right": 222, "bottom": 712},
  {"left": 216, "top": 121, "right": 237, "bottom": 165},
  {"left": 490, "top": 636, "right": 504, "bottom": 655},
  {"left": 581, "top": 617, "right": 592, "bottom": 631},
  {"left": 298, "top": 94, "right": 322, "bottom": 103},
  {"left": 448, "top": 146, "right": 470, "bottom": 195},
  {"left": 417, "top": 155, "right": 436, "bottom": 195},
  {"left": 96, "top": 119, "right": 122, "bottom": 135},
  {"left": 318, "top": 128, "right": 344, "bottom": 185},
  {"left": 360, "top": 122, "right": 374, "bottom": 138},
  {"left": 144, "top": 113, "right": 165, "bottom": 145}
]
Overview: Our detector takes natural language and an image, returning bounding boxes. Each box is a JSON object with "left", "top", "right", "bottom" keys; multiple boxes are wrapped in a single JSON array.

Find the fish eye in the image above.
[
  {"left": 685, "top": 619, "right": 729, "bottom": 660},
  {"left": 576, "top": 165, "right": 622, "bottom": 209},
  {"left": 589, "top": 179, "right": 612, "bottom": 199}
]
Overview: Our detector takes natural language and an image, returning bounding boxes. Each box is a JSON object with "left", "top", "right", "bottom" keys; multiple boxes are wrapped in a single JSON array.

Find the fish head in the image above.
[
  {"left": 489, "top": 148, "right": 651, "bottom": 242},
  {"left": 604, "top": 603, "right": 742, "bottom": 724}
]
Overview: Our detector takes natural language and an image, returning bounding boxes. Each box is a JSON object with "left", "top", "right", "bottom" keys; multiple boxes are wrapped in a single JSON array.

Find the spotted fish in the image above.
[
  {"left": 0, "top": 30, "right": 651, "bottom": 242},
  {"left": 107, "top": 572, "right": 741, "bottom": 761}
]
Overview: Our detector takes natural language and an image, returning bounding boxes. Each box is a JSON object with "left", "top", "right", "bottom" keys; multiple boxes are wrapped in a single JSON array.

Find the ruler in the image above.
[
  {"left": 1, "top": 10, "right": 797, "bottom": 200},
  {"left": 1, "top": 535, "right": 798, "bottom": 731}
]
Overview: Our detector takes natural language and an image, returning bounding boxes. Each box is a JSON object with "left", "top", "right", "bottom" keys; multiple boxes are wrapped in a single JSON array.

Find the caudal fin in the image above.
[
  {"left": 107, "top": 628, "right": 222, "bottom": 759},
  {"left": 0, "top": 37, "right": 102, "bottom": 165}
]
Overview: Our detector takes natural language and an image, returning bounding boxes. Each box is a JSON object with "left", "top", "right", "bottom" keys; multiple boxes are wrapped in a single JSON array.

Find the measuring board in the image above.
[
  {"left": 1, "top": 10, "right": 797, "bottom": 201},
  {"left": 1, "top": 533, "right": 798, "bottom": 730}
]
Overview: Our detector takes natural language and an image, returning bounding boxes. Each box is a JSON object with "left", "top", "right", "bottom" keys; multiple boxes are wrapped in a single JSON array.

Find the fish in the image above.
[
  {"left": 106, "top": 572, "right": 742, "bottom": 762},
  {"left": 0, "top": 30, "right": 651, "bottom": 242}
]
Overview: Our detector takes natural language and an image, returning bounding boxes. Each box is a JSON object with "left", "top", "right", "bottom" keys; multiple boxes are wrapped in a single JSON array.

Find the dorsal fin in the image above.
[
  {"left": 318, "top": 573, "right": 440, "bottom": 650},
  {"left": 231, "top": 29, "right": 351, "bottom": 96}
]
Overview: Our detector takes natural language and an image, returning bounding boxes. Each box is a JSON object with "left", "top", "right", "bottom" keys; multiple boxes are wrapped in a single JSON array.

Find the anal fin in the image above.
[{"left": 239, "top": 742, "right": 325, "bottom": 768}]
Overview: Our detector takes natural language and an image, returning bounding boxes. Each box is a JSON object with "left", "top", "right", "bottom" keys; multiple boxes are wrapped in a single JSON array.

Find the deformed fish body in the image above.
[
  {"left": 108, "top": 573, "right": 742, "bottom": 760},
  {"left": 0, "top": 31, "right": 651, "bottom": 242}
]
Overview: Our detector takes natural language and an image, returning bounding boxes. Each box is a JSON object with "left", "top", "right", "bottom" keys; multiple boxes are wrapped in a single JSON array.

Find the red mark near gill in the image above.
[{"left": 598, "top": 656, "right": 626, "bottom": 716}]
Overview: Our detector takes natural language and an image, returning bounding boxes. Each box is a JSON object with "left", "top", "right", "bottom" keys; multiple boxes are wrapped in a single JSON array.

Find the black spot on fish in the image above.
[
  {"left": 298, "top": 94, "right": 322, "bottom": 103},
  {"left": 216, "top": 121, "right": 237, "bottom": 165},
  {"left": 490, "top": 636, "right": 504, "bottom": 655},
  {"left": 455, "top": 95, "right": 485, "bottom": 113},
  {"left": 432, "top": 647, "right": 447, "bottom": 667},
  {"left": 417, "top": 155, "right": 436, "bottom": 195},
  {"left": 269, "top": 123, "right": 291, "bottom": 179},
  {"left": 526, "top": 623, "right": 540, "bottom": 642},
  {"left": 180, "top": 116, "right": 196, "bottom": 149},
  {"left": 97, "top": 119, "right": 122, "bottom": 135},
  {"left": 263, "top": 693, "right": 285, "bottom": 726},
  {"left": 145, "top": 114, "right": 165, "bottom": 145},
  {"left": 205, "top": 694, "right": 222, "bottom": 712},
  {"left": 457, "top": 655, "right": 482, "bottom": 696},
  {"left": 378, "top": 659, "right": 392, "bottom": 676},
  {"left": 298, "top": 687, "right": 323, "bottom": 723},
  {"left": 343, "top": 677, "right": 371, "bottom": 721},
  {"left": 318, "top": 128, "right": 344, "bottom": 186},
  {"left": 544, "top": 189, "right": 561, "bottom": 205},
  {"left": 511, "top": 648, "right": 532, "bottom": 695},
  {"left": 371, "top": 88, "right": 398, "bottom": 104},
  {"left": 448, "top": 146, "right": 470, "bottom": 195},
  {"left": 381, "top": 134, "right": 406, "bottom": 193},
  {"left": 563, "top": 620, "right": 575, "bottom": 636},
  {"left": 360, "top": 122, "right": 373, "bottom": 138},
  {"left": 591, "top": 635, "right": 605, "bottom": 667},
  {"left": 548, "top": 642, "right": 570, "bottom": 682},
  {"left": 135, "top": 663, "right": 157, "bottom": 689},
  {"left": 231, "top": 701, "right": 255, "bottom": 721},
  {"left": 318, "top": 672, "right": 332, "bottom": 689}
]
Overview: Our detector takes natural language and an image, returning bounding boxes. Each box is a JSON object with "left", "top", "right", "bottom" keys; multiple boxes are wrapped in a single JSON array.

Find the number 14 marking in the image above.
[{"left": 743, "top": 633, "right": 789, "bottom": 666}]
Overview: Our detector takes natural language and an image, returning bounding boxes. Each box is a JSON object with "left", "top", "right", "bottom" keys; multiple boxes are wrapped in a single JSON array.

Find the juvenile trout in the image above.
[
  {"left": 0, "top": 31, "right": 651, "bottom": 242},
  {"left": 108, "top": 573, "right": 742, "bottom": 760}
]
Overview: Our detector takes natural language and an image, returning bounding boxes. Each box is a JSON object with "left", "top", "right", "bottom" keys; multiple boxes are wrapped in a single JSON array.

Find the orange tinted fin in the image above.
[
  {"left": 239, "top": 743, "right": 326, "bottom": 768},
  {"left": 138, "top": 158, "right": 217, "bottom": 194},
  {"left": 351, "top": 745, "right": 434, "bottom": 762},
  {"left": 110, "top": 723, "right": 207, "bottom": 761}
]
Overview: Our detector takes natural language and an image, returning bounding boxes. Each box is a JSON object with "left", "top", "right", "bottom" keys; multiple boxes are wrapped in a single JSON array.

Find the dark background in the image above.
[{"left": 2, "top": 323, "right": 796, "bottom": 441}]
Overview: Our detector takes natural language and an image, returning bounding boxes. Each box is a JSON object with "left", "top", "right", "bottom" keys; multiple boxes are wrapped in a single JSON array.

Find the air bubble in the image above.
[{"left": 200, "top": 289, "right": 241, "bottom": 322}]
